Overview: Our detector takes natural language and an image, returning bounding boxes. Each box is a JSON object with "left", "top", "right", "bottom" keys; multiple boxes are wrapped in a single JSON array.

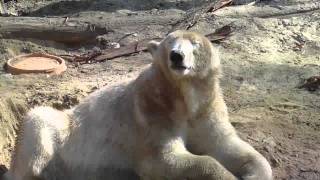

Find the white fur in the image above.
[
  {"left": 169, "top": 39, "right": 195, "bottom": 77},
  {"left": 4, "top": 31, "right": 272, "bottom": 180}
]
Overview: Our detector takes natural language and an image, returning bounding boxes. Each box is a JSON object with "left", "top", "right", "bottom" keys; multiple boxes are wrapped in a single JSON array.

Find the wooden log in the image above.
[
  {"left": 0, "top": 15, "right": 181, "bottom": 44},
  {"left": 0, "top": 17, "right": 112, "bottom": 44}
]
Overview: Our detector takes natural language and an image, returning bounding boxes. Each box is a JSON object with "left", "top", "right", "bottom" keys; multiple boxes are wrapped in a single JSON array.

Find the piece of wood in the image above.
[
  {"left": 0, "top": 15, "right": 181, "bottom": 44},
  {"left": 93, "top": 38, "right": 163, "bottom": 62},
  {"left": 0, "top": 17, "right": 112, "bottom": 44}
]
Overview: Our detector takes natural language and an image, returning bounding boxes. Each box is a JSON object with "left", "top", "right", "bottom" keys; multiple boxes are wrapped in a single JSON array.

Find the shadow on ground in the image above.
[{"left": 27, "top": 0, "right": 206, "bottom": 17}]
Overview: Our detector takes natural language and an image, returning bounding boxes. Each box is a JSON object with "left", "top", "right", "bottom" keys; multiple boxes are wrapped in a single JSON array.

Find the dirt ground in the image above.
[{"left": 0, "top": 0, "right": 319, "bottom": 179}]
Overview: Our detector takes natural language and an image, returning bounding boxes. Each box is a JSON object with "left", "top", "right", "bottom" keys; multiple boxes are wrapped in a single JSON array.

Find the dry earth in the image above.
[{"left": 0, "top": 0, "right": 319, "bottom": 179}]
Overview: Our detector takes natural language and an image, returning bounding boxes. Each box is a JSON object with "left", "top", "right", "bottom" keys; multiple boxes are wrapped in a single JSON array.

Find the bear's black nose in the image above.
[{"left": 170, "top": 50, "right": 185, "bottom": 67}]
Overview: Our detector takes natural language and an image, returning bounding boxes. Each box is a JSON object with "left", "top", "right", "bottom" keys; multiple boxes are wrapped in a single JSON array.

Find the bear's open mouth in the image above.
[{"left": 171, "top": 65, "right": 190, "bottom": 71}]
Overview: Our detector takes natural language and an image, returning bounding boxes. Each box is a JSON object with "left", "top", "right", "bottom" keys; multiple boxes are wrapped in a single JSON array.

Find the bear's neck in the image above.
[
  {"left": 144, "top": 65, "right": 221, "bottom": 117},
  {"left": 177, "top": 71, "right": 221, "bottom": 115}
]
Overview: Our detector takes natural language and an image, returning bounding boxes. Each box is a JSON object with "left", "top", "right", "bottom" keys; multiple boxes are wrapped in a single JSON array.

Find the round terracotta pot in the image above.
[{"left": 6, "top": 53, "right": 67, "bottom": 75}]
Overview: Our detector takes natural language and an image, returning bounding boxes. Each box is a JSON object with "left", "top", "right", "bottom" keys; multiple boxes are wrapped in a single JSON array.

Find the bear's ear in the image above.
[{"left": 147, "top": 40, "right": 160, "bottom": 55}]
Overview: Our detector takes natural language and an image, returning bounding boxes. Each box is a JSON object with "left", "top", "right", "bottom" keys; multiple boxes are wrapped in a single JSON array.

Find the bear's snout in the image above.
[{"left": 170, "top": 50, "right": 186, "bottom": 70}]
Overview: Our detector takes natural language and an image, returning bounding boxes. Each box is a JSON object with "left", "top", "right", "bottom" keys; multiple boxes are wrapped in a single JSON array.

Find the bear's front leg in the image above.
[
  {"left": 136, "top": 137, "right": 237, "bottom": 180},
  {"left": 187, "top": 114, "right": 273, "bottom": 180}
]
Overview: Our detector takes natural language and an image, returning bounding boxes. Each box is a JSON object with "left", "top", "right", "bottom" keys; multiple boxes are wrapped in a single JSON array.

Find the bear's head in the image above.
[{"left": 148, "top": 30, "right": 220, "bottom": 80}]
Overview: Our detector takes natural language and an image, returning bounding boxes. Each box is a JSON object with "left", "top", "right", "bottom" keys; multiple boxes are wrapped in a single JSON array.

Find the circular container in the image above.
[{"left": 6, "top": 53, "right": 67, "bottom": 75}]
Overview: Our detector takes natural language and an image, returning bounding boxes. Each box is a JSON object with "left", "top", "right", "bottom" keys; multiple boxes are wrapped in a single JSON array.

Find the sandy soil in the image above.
[{"left": 0, "top": 0, "right": 319, "bottom": 179}]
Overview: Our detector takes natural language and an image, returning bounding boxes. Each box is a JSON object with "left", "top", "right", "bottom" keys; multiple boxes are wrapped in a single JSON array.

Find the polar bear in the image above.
[{"left": 2, "top": 31, "right": 272, "bottom": 180}]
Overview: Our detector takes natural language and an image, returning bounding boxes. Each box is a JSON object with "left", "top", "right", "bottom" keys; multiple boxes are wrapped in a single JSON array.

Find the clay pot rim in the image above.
[{"left": 6, "top": 53, "right": 67, "bottom": 75}]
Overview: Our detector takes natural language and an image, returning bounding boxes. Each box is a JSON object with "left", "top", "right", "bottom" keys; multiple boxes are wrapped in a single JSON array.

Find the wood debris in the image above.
[{"left": 63, "top": 25, "right": 233, "bottom": 64}]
